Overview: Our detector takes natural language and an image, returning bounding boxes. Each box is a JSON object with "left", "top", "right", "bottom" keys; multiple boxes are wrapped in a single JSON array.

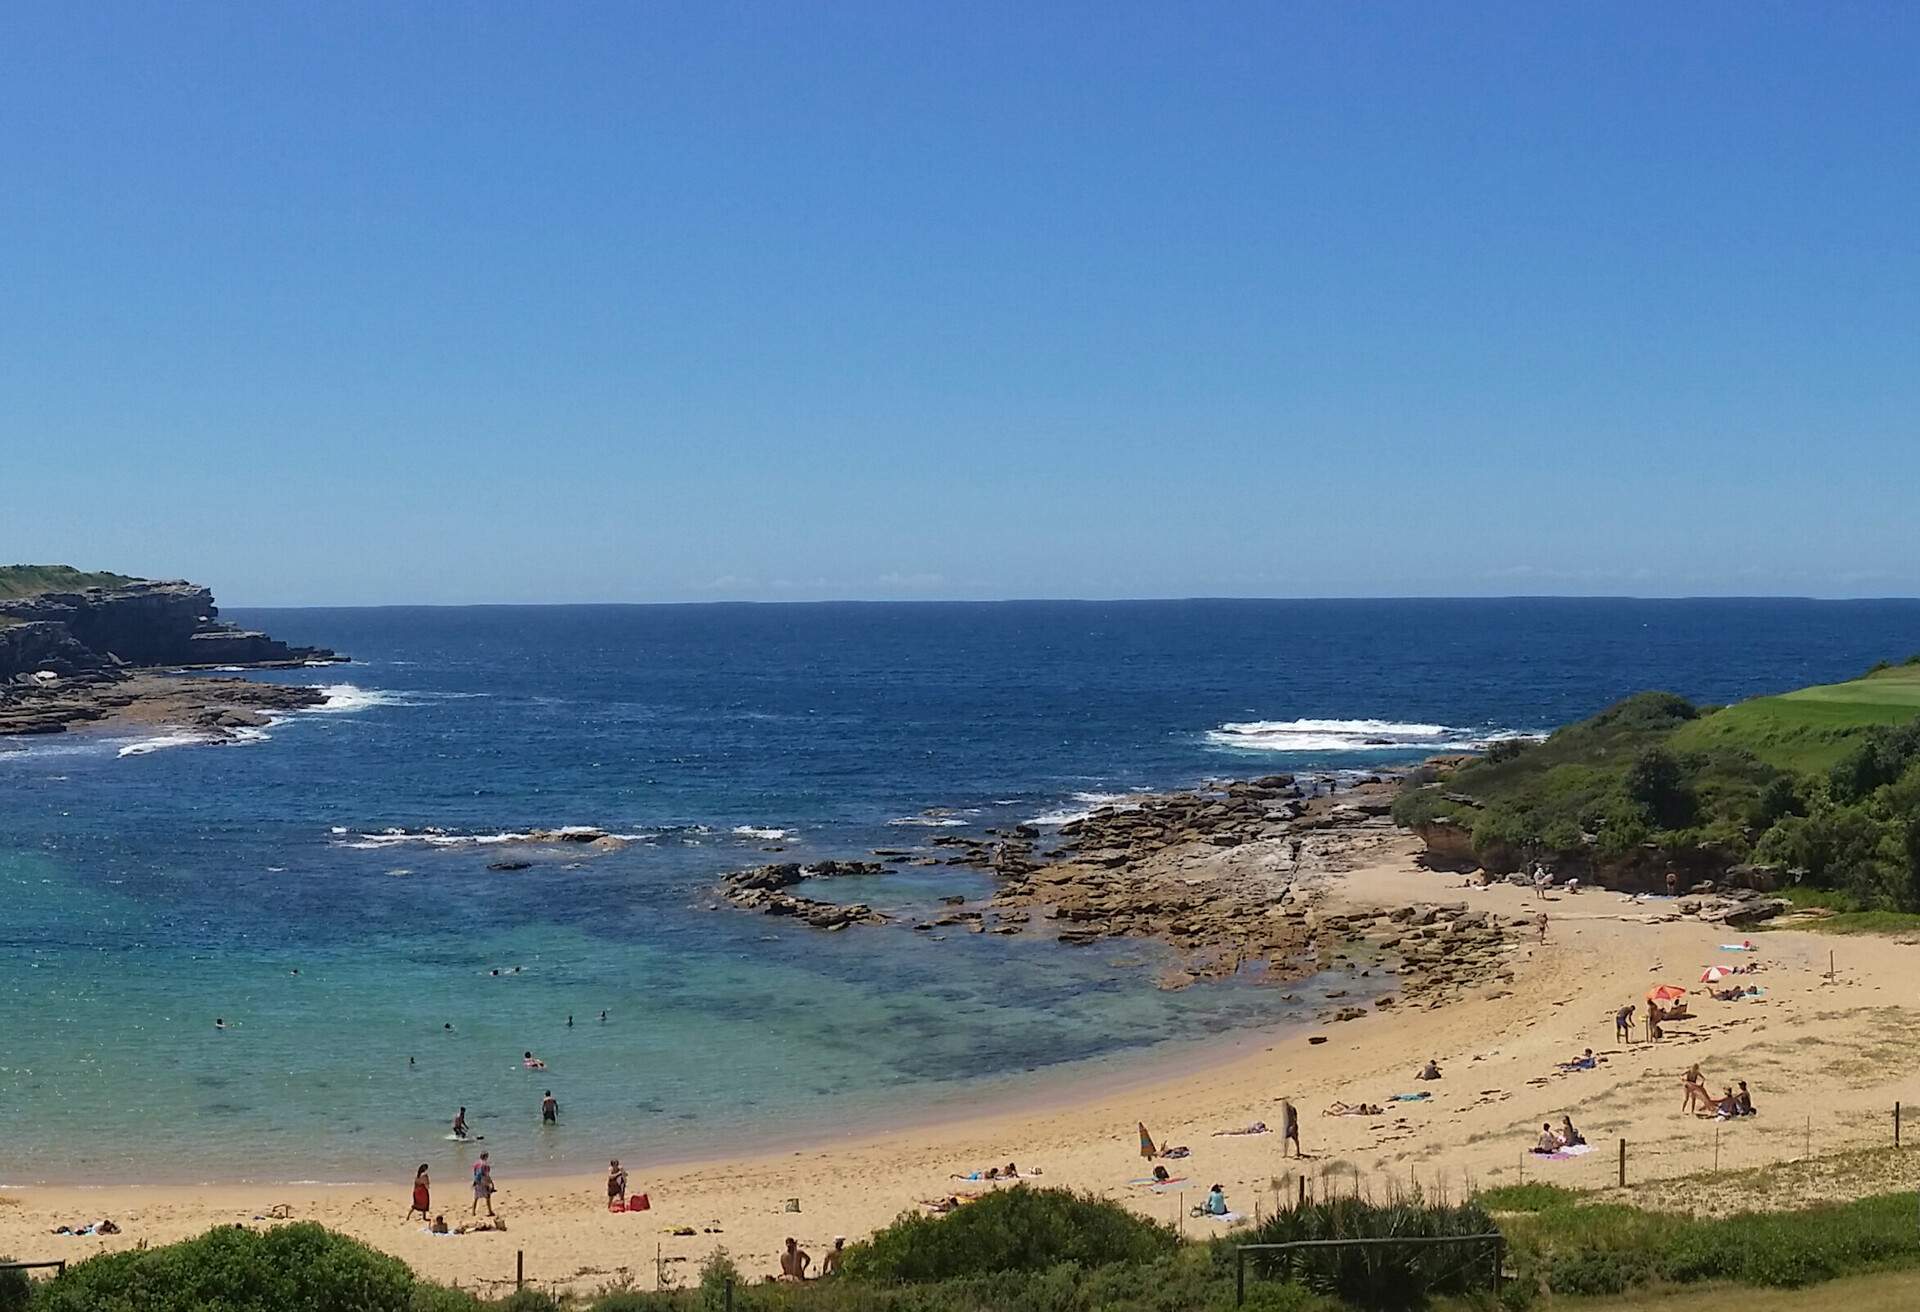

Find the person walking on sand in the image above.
[
  {"left": 1281, "top": 1099, "right": 1301, "bottom": 1157},
  {"left": 407, "top": 1163, "right": 431, "bottom": 1222},
  {"left": 541, "top": 1090, "right": 559, "bottom": 1125},
  {"left": 471, "top": 1152, "right": 496, "bottom": 1216}
]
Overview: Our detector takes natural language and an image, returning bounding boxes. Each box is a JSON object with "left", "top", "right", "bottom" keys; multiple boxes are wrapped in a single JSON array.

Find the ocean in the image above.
[{"left": 4, "top": 598, "right": 1916, "bottom": 1185}]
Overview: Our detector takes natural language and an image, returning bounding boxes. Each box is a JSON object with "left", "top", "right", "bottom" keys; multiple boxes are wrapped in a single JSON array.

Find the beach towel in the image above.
[
  {"left": 1389, "top": 1092, "right": 1431, "bottom": 1102},
  {"left": 1720, "top": 944, "right": 1758, "bottom": 952},
  {"left": 1198, "top": 1211, "right": 1246, "bottom": 1223},
  {"left": 1539, "top": 1143, "right": 1595, "bottom": 1162}
]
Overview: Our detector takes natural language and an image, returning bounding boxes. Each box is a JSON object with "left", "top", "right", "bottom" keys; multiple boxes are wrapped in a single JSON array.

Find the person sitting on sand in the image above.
[
  {"left": 1735, "top": 1081, "right": 1756, "bottom": 1116},
  {"left": 780, "top": 1237, "right": 811, "bottom": 1281},
  {"left": 607, "top": 1160, "right": 627, "bottom": 1208},
  {"left": 1559, "top": 1048, "right": 1597, "bottom": 1071},
  {"left": 1202, "top": 1184, "right": 1229, "bottom": 1216},
  {"left": 1151, "top": 1165, "right": 1172, "bottom": 1183},
  {"left": 1560, "top": 1115, "right": 1585, "bottom": 1147},
  {"left": 1531, "top": 1123, "right": 1562, "bottom": 1155},
  {"left": 1416, "top": 1059, "right": 1442, "bottom": 1081},
  {"left": 1681, "top": 1064, "right": 1710, "bottom": 1113},
  {"left": 408, "top": 1164, "right": 431, "bottom": 1221},
  {"left": 820, "top": 1238, "right": 845, "bottom": 1277},
  {"left": 430, "top": 1215, "right": 449, "bottom": 1234}
]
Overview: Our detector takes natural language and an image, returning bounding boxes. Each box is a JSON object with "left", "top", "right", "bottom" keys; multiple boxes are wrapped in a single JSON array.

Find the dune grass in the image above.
[{"left": 1559, "top": 1266, "right": 1920, "bottom": 1312}]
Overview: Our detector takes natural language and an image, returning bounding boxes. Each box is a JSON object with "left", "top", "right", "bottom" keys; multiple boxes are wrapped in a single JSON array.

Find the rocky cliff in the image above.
[{"left": 0, "top": 574, "right": 340, "bottom": 679}]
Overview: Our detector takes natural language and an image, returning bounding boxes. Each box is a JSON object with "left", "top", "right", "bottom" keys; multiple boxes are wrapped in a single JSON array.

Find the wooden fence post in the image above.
[
  {"left": 515, "top": 1250, "right": 524, "bottom": 1291},
  {"left": 1897, "top": 1102, "right": 1903, "bottom": 1148},
  {"left": 1618, "top": 1138, "right": 1627, "bottom": 1188}
]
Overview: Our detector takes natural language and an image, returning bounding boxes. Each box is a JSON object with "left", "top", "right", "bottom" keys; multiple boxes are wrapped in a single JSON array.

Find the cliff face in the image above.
[{"left": 0, "top": 575, "right": 340, "bottom": 680}]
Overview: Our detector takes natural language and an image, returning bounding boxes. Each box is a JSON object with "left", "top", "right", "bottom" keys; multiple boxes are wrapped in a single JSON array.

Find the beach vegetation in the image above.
[
  {"left": 0, "top": 564, "right": 139, "bottom": 600},
  {"left": 1241, "top": 1193, "right": 1501, "bottom": 1310},
  {"left": 1394, "top": 665, "right": 1920, "bottom": 911},
  {"left": 31, "top": 1222, "right": 414, "bottom": 1311},
  {"left": 0, "top": 1258, "right": 31, "bottom": 1312},
  {"left": 838, "top": 1185, "right": 1177, "bottom": 1281}
]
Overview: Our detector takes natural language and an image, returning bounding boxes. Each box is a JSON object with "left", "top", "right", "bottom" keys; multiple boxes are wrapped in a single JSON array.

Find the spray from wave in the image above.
[{"left": 1028, "top": 791, "right": 1143, "bottom": 827}]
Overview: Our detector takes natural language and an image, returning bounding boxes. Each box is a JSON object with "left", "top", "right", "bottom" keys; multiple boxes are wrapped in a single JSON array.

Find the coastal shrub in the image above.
[
  {"left": 410, "top": 1284, "right": 487, "bottom": 1312},
  {"left": 34, "top": 1222, "right": 415, "bottom": 1312},
  {"left": 839, "top": 1186, "right": 1176, "bottom": 1282},
  {"left": 1243, "top": 1195, "right": 1500, "bottom": 1310},
  {"left": 0, "top": 1258, "right": 29, "bottom": 1312},
  {"left": 1470, "top": 1184, "right": 1577, "bottom": 1214}
]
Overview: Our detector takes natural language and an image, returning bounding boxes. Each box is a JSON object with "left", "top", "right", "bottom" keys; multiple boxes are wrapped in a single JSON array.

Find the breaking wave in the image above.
[
  {"left": 1028, "top": 791, "right": 1142, "bottom": 827},
  {"left": 1204, "top": 718, "right": 1529, "bottom": 754},
  {"left": 731, "top": 825, "right": 792, "bottom": 840}
]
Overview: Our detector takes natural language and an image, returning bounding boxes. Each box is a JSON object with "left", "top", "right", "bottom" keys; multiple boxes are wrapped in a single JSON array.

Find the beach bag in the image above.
[{"left": 628, "top": 1193, "right": 649, "bottom": 1212}]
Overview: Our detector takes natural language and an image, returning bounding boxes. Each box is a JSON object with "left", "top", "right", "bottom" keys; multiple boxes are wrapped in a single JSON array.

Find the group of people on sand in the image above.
[
  {"left": 778, "top": 1236, "right": 845, "bottom": 1281},
  {"left": 1529, "top": 1115, "right": 1586, "bottom": 1155},
  {"left": 1682, "top": 1064, "right": 1757, "bottom": 1118}
]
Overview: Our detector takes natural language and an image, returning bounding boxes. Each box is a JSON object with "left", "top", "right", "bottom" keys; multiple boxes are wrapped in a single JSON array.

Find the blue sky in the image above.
[{"left": 3, "top": 4, "right": 1916, "bottom": 604}]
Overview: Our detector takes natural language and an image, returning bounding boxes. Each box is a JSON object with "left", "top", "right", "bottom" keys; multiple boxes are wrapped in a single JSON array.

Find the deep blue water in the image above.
[{"left": 3, "top": 598, "right": 1917, "bottom": 1184}]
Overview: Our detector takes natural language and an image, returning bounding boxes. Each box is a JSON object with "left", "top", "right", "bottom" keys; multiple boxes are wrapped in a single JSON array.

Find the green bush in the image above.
[
  {"left": 1470, "top": 1184, "right": 1577, "bottom": 1214},
  {"left": 409, "top": 1284, "right": 487, "bottom": 1312},
  {"left": 1543, "top": 1248, "right": 1653, "bottom": 1296},
  {"left": 0, "top": 1257, "right": 30, "bottom": 1312},
  {"left": 839, "top": 1186, "right": 1177, "bottom": 1283},
  {"left": 1244, "top": 1195, "right": 1500, "bottom": 1310},
  {"left": 35, "top": 1223, "right": 415, "bottom": 1312}
]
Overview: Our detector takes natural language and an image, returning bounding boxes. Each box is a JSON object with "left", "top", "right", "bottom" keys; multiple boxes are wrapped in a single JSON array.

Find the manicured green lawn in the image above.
[{"left": 1670, "top": 667, "right": 1920, "bottom": 771}]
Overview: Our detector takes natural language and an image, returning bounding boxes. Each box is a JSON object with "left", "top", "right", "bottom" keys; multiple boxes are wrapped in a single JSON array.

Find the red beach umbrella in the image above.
[{"left": 1647, "top": 984, "right": 1689, "bottom": 1003}]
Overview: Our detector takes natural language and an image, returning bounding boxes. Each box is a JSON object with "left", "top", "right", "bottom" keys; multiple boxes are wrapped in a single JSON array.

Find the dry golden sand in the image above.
[{"left": 5, "top": 837, "right": 1919, "bottom": 1296}]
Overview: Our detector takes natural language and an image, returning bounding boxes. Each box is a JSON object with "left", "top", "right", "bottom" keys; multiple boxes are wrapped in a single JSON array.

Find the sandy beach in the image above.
[{"left": 8, "top": 836, "right": 1919, "bottom": 1296}]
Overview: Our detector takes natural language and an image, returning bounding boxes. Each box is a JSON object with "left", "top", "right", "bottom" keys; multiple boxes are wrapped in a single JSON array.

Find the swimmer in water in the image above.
[
  {"left": 444, "top": 1022, "right": 454, "bottom": 1031},
  {"left": 452, "top": 1107, "right": 469, "bottom": 1139},
  {"left": 567, "top": 1015, "right": 573, "bottom": 1028},
  {"left": 599, "top": 1010, "right": 607, "bottom": 1023},
  {"left": 523, "top": 1051, "right": 546, "bottom": 1070},
  {"left": 214, "top": 1018, "right": 227, "bottom": 1030}
]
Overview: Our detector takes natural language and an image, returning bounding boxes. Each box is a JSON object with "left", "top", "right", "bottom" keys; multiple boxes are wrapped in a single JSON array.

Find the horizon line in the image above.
[{"left": 224, "top": 592, "right": 1920, "bottom": 610}]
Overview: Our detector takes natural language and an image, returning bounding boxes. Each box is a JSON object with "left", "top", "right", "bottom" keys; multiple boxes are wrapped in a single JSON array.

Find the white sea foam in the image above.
[
  {"left": 116, "top": 731, "right": 221, "bottom": 757},
  {"left": 306, "top": 684, "right": 416, "bottom": 714},
  {"left": 1203, "top": 717, "right": 1522, "bottom": 754},
  {"left": 1029, "top": 791, "right": 1142, "bottom": 826},
  {"left": 888, "top": 815, "right": 970, "bottom": 827},
  {"left": 731, "top": 825, "right": 792, "bottom": 840}
]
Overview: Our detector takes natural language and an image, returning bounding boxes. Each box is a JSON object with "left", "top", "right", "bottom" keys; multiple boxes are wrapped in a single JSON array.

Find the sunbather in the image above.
[
  {"left": 1530, "top": 1123, "right": 1562, "bottom": 1155},
  {"left": 1558, "top": 1048, "right": 1597, "bottom": 1071},
  {"left": 1212, "top": 1121, "right": 1268, "bottom": 1136},
  {"left": 1559, "top": 1115, "right": 1585, "bottom": 1147},
  {"left": 1325, "top": 1102, "right": 1384, "bottom": 1117}
]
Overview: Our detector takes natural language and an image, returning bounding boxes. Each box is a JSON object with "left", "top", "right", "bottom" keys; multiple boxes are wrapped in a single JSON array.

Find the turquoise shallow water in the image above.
[{"left": 4, "top": 599, "right": 1916, "bottom": 1183}]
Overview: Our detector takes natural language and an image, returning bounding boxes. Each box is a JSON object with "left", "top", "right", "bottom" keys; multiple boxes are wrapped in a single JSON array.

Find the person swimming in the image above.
[{"left": 523, "top": 1051, "right": 546, "bottom": 1070}]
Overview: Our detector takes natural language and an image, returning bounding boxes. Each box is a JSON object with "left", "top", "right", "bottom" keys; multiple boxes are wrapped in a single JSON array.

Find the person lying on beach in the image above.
[
  {"left": 1558, "top": 1049, "right": 1597, "bottom": 1071},
  {"left": 921, "top": 1196, "right": 963, "bottom": 1214},
  {"left": 51, "top": 1220, "right": 120, "bottom": 1236},
  {"left": 456, "top": 1217, "right": 507, "bottom": 1234},
  {"left": 779, "top": 1237, "right": 812, "bottom": 1281},
  {"left": 1212, "top": 1121, "right": 1269, "bottom": 1135},
  {"left": 1325, "top": 1102, "right": 1384, "bottom": 1117},
  {"left": 1415, "top": 1059, "right": 1442, "bottom": 1081}
]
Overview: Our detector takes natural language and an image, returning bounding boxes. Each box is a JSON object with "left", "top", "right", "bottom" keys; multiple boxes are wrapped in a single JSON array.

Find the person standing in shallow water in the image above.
[{"left": 541, "top": 1090, "right": 559, "bottom": 1125}]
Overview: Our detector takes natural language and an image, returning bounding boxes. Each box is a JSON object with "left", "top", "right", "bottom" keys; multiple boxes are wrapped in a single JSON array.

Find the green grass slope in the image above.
[
  {"left": 0, "top": 564, "right": 140, "bottom": 600},
  {"left": 1670, "top": 665, "right": 1920, "bottom": 772}
]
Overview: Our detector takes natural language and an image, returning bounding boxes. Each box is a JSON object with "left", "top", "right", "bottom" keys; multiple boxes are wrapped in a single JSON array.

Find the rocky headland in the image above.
[{"left": 0, "top": 568, "right": 344, "bottom": 739}]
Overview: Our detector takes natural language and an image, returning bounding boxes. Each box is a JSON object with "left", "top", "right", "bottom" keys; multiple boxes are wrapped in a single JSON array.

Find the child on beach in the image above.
[{"left": 607, "top": 1159, "right": 627, "bottom": 1209}]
